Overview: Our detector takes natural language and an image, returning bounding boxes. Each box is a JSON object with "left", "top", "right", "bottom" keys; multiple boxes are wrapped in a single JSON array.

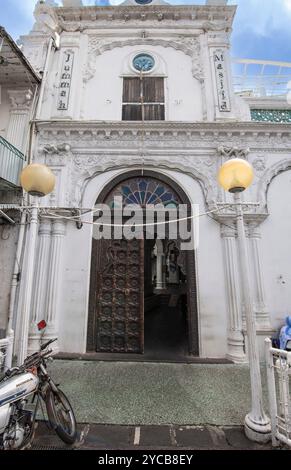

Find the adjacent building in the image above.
[{"left": 0, "top": 27, "right": 40, "bottom": 348}]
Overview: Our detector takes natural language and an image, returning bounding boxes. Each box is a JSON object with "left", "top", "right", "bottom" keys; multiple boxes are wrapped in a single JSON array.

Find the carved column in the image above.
[
  {"left": 156, "top": 253, "right": 165, "bottom": 290},
  {"left": 28, "top": 218, "right": 52, "bottom": 354},
  {"left": 43, "top": 220, "right": 66, "bottom": 350},
  {"left": 248, "top": 222, "right": 271, "bottom": 330},
  {"left": 221, "top": 224, "right": 246, "bottom": 363},
  {"left": 7, "top": 89, "right": 33, "bottom": 152}
]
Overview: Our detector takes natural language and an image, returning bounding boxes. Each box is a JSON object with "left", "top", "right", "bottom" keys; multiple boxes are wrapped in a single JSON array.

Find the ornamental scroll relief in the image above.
[{"left": 83, "top": 36, "right": 204, "bottom": 83}]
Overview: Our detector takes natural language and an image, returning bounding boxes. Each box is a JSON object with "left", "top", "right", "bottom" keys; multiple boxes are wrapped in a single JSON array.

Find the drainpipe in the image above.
[
  {"left": 24, "top": 85, "right": 39, "bottom": 165},
  {"left": 35, "top": 37, "right": 55, "bottom": 120},
  {"left": 5, "top": 209, "right": 26, "bottom": 370}
]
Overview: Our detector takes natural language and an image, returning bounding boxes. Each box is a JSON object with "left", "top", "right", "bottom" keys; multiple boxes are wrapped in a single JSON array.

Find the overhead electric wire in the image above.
[{"left": 41, "top": 205, "right": 232, "bottom": 227}]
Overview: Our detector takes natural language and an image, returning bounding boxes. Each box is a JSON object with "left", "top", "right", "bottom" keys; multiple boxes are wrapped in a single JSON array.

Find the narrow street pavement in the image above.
[
  {"left": 31, "top": 422, "right": 274, "bottom": 451},
  {"left": 29, "top": 359, "right": 279, "bottom": 450}
]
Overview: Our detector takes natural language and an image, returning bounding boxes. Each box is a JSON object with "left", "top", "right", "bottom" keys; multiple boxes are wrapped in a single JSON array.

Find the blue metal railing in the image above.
[{"left": 0, "top": 136, "right": 25, "bottom": 187}]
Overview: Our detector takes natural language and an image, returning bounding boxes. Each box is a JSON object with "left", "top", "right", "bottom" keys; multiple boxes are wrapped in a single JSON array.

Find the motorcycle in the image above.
[{"left": 0, "top": 335, "right": 77, "bottom": 450}]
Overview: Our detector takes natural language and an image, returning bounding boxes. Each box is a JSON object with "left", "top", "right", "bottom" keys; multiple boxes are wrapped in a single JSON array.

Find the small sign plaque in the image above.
[
  {"left": 213, "top": 50, "right": 231, "bottom": 112},
  {"left": 57, "top": 51, "right": 74, "bottom": 111}
]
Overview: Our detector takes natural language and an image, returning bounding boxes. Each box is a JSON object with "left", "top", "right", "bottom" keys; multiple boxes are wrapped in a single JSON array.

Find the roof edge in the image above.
[{"left": 0, "top": 26, "right": 41, "bottom": 84}]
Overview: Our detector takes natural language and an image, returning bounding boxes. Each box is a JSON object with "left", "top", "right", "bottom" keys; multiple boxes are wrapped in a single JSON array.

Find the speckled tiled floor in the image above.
[{"left": 47, "top": 361, "right": 269, "bottom": 426}]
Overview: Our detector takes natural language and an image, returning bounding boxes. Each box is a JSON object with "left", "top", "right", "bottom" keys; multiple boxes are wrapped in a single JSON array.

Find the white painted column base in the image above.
[
  {"left": 226, "top": 332, "right": 247, "bottom": 363},
  {"left": 244, "top": 413, "right": 271, "bottom": 443}
]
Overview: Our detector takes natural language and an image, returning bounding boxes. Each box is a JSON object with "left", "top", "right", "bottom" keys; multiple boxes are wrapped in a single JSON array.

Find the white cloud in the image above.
[
  {"left": 231, "top": 0, "right": 291, "bottom": 37},
  {"left": 283, "top": 0, "right": 291, "bottom": 10}
]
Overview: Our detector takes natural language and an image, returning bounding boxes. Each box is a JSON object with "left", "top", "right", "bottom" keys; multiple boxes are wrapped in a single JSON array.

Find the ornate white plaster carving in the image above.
[
  {"left": 34, "top": 121, "right": 291, "bottom": 217},
  {"left": 43, "top": 143, "right": 71, "bottom": 154},
  {"left": 217, "top": 146, "right": 250, "bottom": 160},
  {"left": 36, "top": 120, "right": 291, "bottom": 145},
  {"left": 8, "top": 89, "right": 33, "bottom": 111},
  {"left": 202, "top": 21, "right": 229, "bottom": 32},
  {"left": 257, "top": 158, "right": 291, "bottom": 213},
  {"left": 252, "top": 156, "right": 266, "bottom": 173},
  {"left": 70, "top": 153, "right": 216, "bottom": 208},
  {"left": 84, "top": 36, "right": 204, "bottom": 83}
]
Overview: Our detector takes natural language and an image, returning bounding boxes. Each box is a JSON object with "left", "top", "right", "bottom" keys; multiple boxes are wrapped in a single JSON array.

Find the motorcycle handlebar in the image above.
[
  {"left": 40, "top": 338, "right": 57, "bottom": 351},
  {"left": 2, "top": 340, "right": 57, "bottom": 379},
  {"left": 22, "top": 339, "right": 57, "bottom": 368}
]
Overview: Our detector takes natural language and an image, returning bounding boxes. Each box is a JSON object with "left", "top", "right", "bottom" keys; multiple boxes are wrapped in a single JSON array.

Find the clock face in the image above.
[
  {"left": 133, "top": 54, "right": 155, "bottom": 72},
  {"left": 135, "top": 0, "right": 153, "bottom": 4}
]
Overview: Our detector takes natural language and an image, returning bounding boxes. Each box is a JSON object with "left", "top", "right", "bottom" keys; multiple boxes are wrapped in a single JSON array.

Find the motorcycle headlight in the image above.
[{"left": 286, "top": 340, "right": 291, "bottom": 351}]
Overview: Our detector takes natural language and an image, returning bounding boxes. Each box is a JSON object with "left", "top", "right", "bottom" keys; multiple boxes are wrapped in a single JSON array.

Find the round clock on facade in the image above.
[
  {"left": 135, "top": 0, "right": 153, "bottom": 4},
  {"left": 133, "top": 53, "right": 155, "bottom": 72}
]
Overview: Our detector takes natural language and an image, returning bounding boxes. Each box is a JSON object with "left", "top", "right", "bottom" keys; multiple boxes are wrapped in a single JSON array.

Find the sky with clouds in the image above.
[{"left": 0, "top": 0, "right": 291, "bottom": 62}]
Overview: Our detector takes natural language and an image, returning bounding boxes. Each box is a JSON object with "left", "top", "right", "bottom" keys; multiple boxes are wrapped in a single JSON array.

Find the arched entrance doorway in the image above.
[{"left": 87, "top": 170, "right": 199, "bottom": 358}]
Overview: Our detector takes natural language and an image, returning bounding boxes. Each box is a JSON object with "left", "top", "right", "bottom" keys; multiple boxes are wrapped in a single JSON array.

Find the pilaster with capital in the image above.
[
  {"left": 247, "top": 222, "right": 271, "bottom": 331},
  {"left": 28, "top": 219, "right": 52, "bottom": 354},
  {"left": 221, "top": 223, "right": 246, "bottom": 363},
  {"left": 43, "top": 220, "right": 66, "bottom": 351},
  {"left": 7, "top": 89, "right": 34, "bottom": 152}
]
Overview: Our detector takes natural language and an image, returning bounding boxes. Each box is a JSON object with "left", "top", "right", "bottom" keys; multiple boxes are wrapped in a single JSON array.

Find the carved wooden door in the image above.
[{"left": 92, "top": 238, "right": 144, "bottom": 353}]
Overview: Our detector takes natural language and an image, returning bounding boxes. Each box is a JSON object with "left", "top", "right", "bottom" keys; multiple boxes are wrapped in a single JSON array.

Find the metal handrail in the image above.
[
  {"left": 0, "top": 136, "right": 25, "bottom": 161},
  {"left": 0, "top": 135, "right": 25, "bottom": 187}
]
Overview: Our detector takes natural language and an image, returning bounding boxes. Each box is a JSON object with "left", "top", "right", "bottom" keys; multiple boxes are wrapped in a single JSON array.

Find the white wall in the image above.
[
  {"left": 260, "top": 169, "right": 291, "bottom": 330},
  {"left": 41, "top": 42, "right": 203, "bottom": 122},
  {"left": 82, "top": 45, "right": 202, "bottom": 122}
]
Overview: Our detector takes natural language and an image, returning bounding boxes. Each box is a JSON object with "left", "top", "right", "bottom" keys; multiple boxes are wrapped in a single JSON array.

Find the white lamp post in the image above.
[
  {"left": 18, "top": 163, "right": 55, "bottom": 364},
  {"left": 218, "top": 158, "right": 271, "bottom": 443}
]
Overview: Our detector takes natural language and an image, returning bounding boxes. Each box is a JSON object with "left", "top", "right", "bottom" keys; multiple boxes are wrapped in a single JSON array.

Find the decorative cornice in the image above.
[
  {"left": 56, "top": 5, "right": 236, "bottom": 29},
  {"left": 35, "top": 120, "right": 291, "bottom": 145},
  {"left": 34, "top": 120, "right": 291, "bottom": 214}
]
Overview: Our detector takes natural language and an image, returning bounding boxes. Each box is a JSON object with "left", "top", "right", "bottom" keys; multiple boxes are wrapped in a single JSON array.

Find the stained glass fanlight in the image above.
[
  {"left": 105, "top": 177, "right": 180, "bottom": 208},
  {"left": 135, "top": 0, "right": 153, "bottom": 4},
  {"left": 133, "top": 54, "right": 155, "bottom": 72}
]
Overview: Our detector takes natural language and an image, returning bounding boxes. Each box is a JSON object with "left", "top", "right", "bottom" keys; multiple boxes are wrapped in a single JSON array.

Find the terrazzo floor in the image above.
[{"left": 47, "top": 360, "right": 269, "bottom": 426}]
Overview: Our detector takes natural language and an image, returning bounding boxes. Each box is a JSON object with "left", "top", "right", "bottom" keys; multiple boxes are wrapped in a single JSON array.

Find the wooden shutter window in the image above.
[
  {"left": 122, "top": 77, "right": 165, "bottom": 121},
  {"left": 123, "top": 78, "right": 141, "bottom": 103}
]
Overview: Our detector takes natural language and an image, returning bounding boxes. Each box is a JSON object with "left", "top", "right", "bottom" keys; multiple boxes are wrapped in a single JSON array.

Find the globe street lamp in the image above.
[
  {"left": 18, "top": 163, "right": 55, "bottom": 364},
  {"left": 218, "top": 158, "right": 271, "bottom": 443}
]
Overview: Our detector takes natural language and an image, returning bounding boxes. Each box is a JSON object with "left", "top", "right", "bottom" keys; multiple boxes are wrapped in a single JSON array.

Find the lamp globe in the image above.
[
  {"left": 217, "top": 158, "right": 254, "bottom": 193},
  {"left": 20, "top": 163, "right": 55, "bottom": 197}
]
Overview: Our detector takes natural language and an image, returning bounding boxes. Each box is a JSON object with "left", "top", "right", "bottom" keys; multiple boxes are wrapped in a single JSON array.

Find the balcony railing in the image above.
[
  {"left": 232, "top": 58, "right": 291, "bottom": 98},
  {"left": 0, "top": 136, "right": 25, "bottom": 187}
]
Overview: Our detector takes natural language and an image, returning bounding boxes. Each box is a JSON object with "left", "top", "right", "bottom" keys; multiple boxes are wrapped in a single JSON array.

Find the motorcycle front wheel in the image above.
[{"left": 45, "top": 388, "right": 77, "bottom": 445}]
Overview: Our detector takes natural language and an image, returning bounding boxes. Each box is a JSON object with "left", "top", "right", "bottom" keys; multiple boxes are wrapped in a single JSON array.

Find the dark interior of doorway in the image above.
[{"left": 143, "top": 239, "right": 189, "bottom": 361}]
